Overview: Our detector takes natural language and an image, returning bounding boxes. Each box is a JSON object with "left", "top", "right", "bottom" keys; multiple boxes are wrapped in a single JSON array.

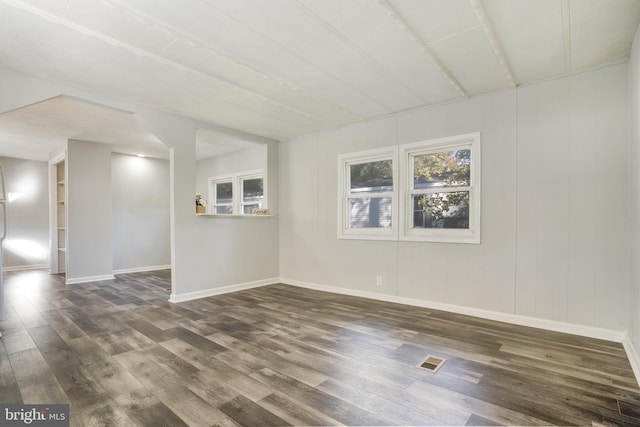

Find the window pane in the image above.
[
  {"left": 413, "top": 149, "right": 470, "bottom": 189},
  {"left": 215, "top": 205, "right": 233, "bottom": 215},
  {"left": 412, "top": 192, "right": 469, "bottom": 229},
  {"left": 243, "top": 178, "right": 263, "bottom": 202},
  {"left": 349, "top": 197, "right": 392, "bottom": 228},
  {"left": 243, "top": 204, "right": 260, "bottom": 214},
  {"left": 216, "top": 182, "right": 232, "bottom": 204},
  {"left": 350, "top": 160, "right": 393, "bottom": 193}
]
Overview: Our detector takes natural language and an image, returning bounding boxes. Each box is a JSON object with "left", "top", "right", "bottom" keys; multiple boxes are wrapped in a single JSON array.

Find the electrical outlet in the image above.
[{"left": 376, "top": 275, "right": 382, "bottom": 286}]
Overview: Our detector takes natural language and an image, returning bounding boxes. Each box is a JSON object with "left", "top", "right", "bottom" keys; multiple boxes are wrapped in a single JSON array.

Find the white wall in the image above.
[
  {"left": 0, "top": 68, "right": 280, "bottom": 297},
  {"left": 135, "top": 110, "right": 280, "bottom": 301},
  {"left": 0, "top": 143, "right": 169, "bottom": 277},
  {"left": 2, "top": 61, "right": 629, "bottom": 338},
  {"left": 112, "top": 153, "right": 170, "bottom": 272},
  {"left": 0, "top": 157, "right": 49, "bottom": 270},
  {"left": 516, "top": 65, "right": 629, "bottom": 330},
  {"left": 67, "top": 140, "right": 113, "bottom": 281},
  {"left": 177, "top": 142, "right": 279, "bottom": 298},
  {"left": 628, "top": 26, "right": 640, "bottom": 373},
  {"left": 279, "top": 62, "right": 629, "bottom": 333}
]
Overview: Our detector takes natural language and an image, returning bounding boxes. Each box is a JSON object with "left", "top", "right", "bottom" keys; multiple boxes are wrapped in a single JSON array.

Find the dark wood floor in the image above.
[{"left": 1, "top": 270, "right": 639, "bottom": 426}]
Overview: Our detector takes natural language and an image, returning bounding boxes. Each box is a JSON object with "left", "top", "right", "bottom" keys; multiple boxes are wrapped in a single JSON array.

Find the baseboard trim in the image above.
[
  {"left": 113, "top": 265, "right": 171, "bottom": 275},
  {"left": 166, "top": 275, "right": 626, "bottom": 344},
  {"left": 169, "top": 277, "right": 279, "bottom": 303},
  {"left": 622, "top": 336, "right": 640, "bottom": 387},
  {"left": 279, "top": 278, "right": 626, "bottom": 343},
  {"left": 2, "top": 263, "right": 49, "bottom": 272},
  {"left": 66, "top": 274, "right": 116, "bottom": 285}
]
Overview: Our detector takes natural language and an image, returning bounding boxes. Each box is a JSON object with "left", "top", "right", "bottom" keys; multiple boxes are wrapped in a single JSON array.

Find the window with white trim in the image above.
[
  {"left": 338, "top": 133, "right": 480, "bottom": 243},
  {"left": 208, "top": 169, "right": 266, "bottom": 215},
  {"left": 240, "top": 173, "right": 265, "bottom": 214},
  {"left": 401, "top": 133, "right": 480, "bottom": 243},
  {"left": 338, "top": 148, "right": 398, "bottom": 240},
  {"left": 211, "top": 179, "right": 233, "bottom": 214}
]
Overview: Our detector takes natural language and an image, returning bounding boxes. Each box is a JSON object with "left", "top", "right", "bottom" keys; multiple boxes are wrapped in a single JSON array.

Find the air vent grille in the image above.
[{"left": 417, "top": 355, "right": 446, "bottom": 373}]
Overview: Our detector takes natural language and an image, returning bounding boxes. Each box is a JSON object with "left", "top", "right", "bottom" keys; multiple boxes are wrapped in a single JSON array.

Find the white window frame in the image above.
[
  {"left": 209, "top": 175, "right": 234, "bottom": 215},
  {"left": 238, "top": 170, "right": 266, "bottom": 215},
  {"left": 208, "top": 169, "right": 266, "bottom": 215},
  {"left": 337, "top": 133, "right": 480, "bottom": 243},
  {"left": 337, "top": 147, "right": 398, "bottom": 240},
  {"left": 399, "top": 133, "right": 481, "bottom": 244}
]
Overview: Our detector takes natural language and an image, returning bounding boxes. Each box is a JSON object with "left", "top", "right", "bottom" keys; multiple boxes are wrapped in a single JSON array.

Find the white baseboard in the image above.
[
  {"left": 167, "top": 275, "right": 626, "bottom": 344},
  {"left": 169, "top": 277, "right": 279, "bottom": 303},
  {"left": 66, "top": 274, "right": 116, "bottom": 285},
  {"left": 113, "top": 264, "right": 171, "bottom": 275},
  {"left": 622, "top": 336, "right": 640, "bottom": 387},
  {"left": 2, "top": 263, "right": 49, "bottom": 272},
  {"left": 279, "top": 277, "right": 626, "bottom": 343}
]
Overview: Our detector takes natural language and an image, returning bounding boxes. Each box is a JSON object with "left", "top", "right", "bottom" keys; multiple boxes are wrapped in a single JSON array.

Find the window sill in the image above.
[{"left": 196, "top": 213, "right": 273, "bottom": 218}]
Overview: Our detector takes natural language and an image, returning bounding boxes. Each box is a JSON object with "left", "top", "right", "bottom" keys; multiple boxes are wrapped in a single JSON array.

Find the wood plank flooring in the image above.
[{"left": 1, "top": 269, "right": 639, "bottom": 426}]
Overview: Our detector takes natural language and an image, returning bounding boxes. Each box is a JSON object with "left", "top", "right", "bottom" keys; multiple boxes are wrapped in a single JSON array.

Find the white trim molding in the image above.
[
  {"left": 337, "top": 132, "right": 481, "bottom": 243},
  {"left": 338, "top": 146, "right": 398, "bottom": 241},
  {"left": 48, "top": 149, "right": 66, "bottom": 166},
  {"left": 165, "top": 274, "right": 630, "bottom": 351},
  {"left": 169, "top": 277, "right": 279, "bottom": 303},
  {"left": 113, "top": 264, "right": 171, "bottom": 275},
  {"left": 399, "top": 132, "right": 481, "bottom": 244},
  {"left": 622, "top": 337, "right": 640, "bottom": 387},
  {"left": 3, "top": 263, "right": 49, "bottom": 272},
  {"left": 279, "top": 277, "right": 626, "bottom": 343},
  {"left": 208, "top": 169, "right": 266, "bottom": 216},
  {"left": 66, "top": 274, "right": 115, "bottom": 285}
]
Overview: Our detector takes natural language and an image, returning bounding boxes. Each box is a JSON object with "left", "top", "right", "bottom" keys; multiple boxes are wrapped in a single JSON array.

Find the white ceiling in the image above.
[
  {"left": 0, "top": 96, "right": 168, "bottom": 160},
  {"left": 0, "top": 0, "right": 639, "bottom": 161},
  {"left": 196, "top": 128, "right": 263, "bottom": 160}
]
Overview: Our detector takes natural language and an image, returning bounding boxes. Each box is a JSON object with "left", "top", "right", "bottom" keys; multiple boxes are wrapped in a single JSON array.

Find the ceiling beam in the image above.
[
  {"left": 292, "top": 0, "right": 430, "bottom": 105},
  {"left": 376, "top": 0, "right": 469, "bottom": 99},
  {"left": 469, "top": 0, "right": 517, "bottom": 87}
]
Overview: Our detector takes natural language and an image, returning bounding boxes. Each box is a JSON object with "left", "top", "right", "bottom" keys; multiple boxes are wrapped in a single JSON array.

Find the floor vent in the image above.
[{"left": 417, "top": 355, "right": 446, "bottom": 373}]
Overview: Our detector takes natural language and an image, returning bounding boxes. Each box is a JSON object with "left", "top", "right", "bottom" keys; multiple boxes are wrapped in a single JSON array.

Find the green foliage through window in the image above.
[
  {"left": 350, "top": 159, "right": 393, "bottom": 192},
  {"left": 412, "top": 149, "right": 471, "bottom": 229},
  {"left": 413, "top": 192, "right": 469, "bottom": 229},
  {"left": 413, "top": 149, "right": 470, "bottom": 189}
]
